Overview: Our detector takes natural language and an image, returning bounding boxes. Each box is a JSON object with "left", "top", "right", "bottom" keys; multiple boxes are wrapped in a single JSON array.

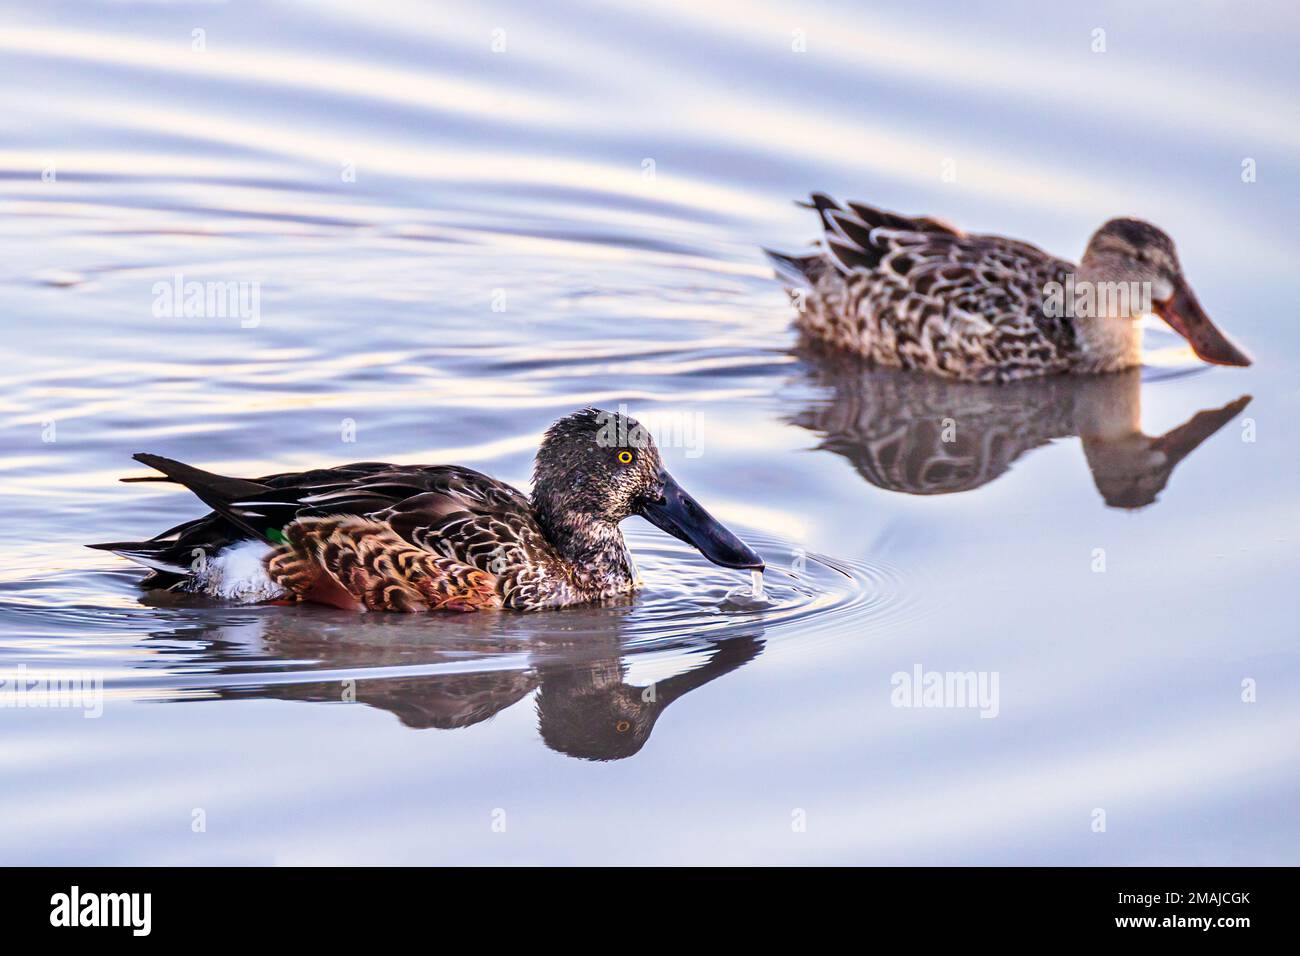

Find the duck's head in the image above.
[
  {"left": 532, "top": 407, "right": 763, "bottom": 571},
  {"left": 1082, "top": 219, "right": 1251, "bottom": 367}
]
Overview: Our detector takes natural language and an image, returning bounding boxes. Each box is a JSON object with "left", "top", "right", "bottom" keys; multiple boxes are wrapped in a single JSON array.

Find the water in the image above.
[{"left": 1, "top": 0, "right": 1297, "bottom": 864}]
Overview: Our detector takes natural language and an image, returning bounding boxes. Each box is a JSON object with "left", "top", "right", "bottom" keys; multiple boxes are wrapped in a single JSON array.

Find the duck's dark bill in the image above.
[
  {"left": 637, "top": 472, "right": 764, "bottom": 571},
  {"left": 1155, "top": 279, "right": 1252, "bottom": 367}
]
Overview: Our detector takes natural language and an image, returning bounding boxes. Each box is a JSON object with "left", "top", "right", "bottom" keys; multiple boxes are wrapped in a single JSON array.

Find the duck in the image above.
[
  {"left": 766, "top": 194, "right": 1252, "bottom": 383},
  {"left": 89, "top": 407, "right": 763, "bottom": 612}
]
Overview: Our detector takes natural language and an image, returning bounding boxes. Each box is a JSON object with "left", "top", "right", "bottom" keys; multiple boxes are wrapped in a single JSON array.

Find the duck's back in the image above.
[{"left": 782, "top": 196, "right": 1080, "bottom": 383}]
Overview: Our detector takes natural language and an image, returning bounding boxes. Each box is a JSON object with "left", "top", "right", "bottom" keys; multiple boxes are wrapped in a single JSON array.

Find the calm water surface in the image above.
[{"left": 1, "top": 1, "right": 1297, "bottom": 864}]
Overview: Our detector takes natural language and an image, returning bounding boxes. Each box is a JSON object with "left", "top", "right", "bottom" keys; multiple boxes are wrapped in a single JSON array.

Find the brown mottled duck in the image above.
[{"left": 767, "top": 194, "right": 1251, "bottom": 383}]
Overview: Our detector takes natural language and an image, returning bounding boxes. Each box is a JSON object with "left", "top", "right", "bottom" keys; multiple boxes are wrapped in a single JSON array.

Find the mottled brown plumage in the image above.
[
  {"left": 768, "top": 194, "right": 1251, "bottom": 382},
  {"left": 266, "top": 517, "right": 498, "bottom": 612}
]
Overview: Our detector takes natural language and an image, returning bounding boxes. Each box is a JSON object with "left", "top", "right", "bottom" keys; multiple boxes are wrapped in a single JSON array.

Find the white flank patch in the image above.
[{"left": 195, "top": 539, "right": 286, "bottom": 603}]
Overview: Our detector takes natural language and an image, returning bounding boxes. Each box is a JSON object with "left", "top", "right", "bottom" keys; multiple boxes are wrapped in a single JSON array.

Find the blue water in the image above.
[{"left": 0, "top": 0, "right": 1297, "bottom": 864}]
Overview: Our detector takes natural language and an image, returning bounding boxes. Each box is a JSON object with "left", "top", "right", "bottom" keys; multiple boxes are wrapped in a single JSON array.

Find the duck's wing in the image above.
[
  {"left": 766, "top": 194, "right": 963, "bottom": 286},
  {"left": 808, "top": 193, "right": 963, "bottom": 271},
  {"left": 125, "top": 457, "right": 526, "bottom": 534},
  {"left": 810, "top": 195, "right": 1079, "bottom": 374},
  {"left": 265, "top": 469, "right": 562, "bottom": 611},
  {"left": 266, "top": 515, "right": 500, "bottom": 612},
  {"left": 90, "top": 458, "right": 539, "bottom": 587},
  {"left": 811, "top": 193, "right": 1048, "bottom": 279},
  {"left": 246, "top": 462, "right": 523, "bottom": 521}
]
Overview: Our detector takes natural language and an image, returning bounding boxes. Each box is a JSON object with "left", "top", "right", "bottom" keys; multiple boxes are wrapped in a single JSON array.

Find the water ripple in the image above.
[{"left": 0, "top": 526, "right": 927, "bottom": 696}]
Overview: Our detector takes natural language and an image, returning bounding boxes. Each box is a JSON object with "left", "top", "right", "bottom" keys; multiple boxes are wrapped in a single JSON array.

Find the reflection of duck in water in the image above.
[
  {"left": 535, "top": 634, "right": 762, "bottom": 760},
  {"left": 159, "top": 611, "right": 763, "bottom": 761},
  {"left": 91, "top": 407, "right": 761, "bottom": 612},
  {"left": 766, "top": 195, "right": 1251, "bottom": 381},
  {"left": 792, "top": 349, "right": 1250, "bottom": 509}
]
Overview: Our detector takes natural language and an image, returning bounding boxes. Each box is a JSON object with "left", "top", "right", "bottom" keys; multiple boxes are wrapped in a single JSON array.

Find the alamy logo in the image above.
[
  {"left": 595, "top": 403, "right": 704, "bottom": 458},
  {"left": 0, "top": 666, "right": 102, "bottom": 718},
  {"left": 890, "top": 664, "right": 1000, "bottom": 718},
  {"left": 152, "top": 272, "right": 261, "bottom": 327},
  {"left": 1041, "top": 274, "right": 1152, "bottom": 320},
  {"left": 49, "top": 886, "right": 151, "bottom": 936}
]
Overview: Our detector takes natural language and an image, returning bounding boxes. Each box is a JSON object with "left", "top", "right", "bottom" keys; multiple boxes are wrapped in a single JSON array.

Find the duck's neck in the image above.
[
  {"left": 532, "top": 497, "right": 635, "bottom": 597},
  {"left": 1071, "top": 258, "right": 1144, "bottom": 374}
]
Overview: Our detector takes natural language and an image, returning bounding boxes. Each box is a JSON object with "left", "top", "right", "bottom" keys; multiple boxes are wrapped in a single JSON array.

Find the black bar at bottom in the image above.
[{"left": 0, "top": 866, "right": 1280, "bottom": 941}]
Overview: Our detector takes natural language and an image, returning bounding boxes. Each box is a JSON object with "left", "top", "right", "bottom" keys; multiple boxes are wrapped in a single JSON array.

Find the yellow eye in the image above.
[
  {"left": 617, "top": 450, "right": 634, "bottom": 464},
  {"left": 615, "top": 720, "right": 631, "bottom": 733}
]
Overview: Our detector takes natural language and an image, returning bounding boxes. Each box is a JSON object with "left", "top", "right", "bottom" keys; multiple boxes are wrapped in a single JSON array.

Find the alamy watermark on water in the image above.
[
  {"left": 0, "top": 665, "right": 103, "bottom": 718},
  {"left": 152, "top": 273, "right": 261, "bottom": 327},
  {"left": 891, "top": 664, "right": 999, "bottom": 718}
]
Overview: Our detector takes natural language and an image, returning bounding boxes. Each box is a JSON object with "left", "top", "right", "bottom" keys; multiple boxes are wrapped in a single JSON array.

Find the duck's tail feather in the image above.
[
  {"left": 128, "top": 453, "right": 275, "bottom": 539},
  {"left": 800, "top": 192, "right": 845, "bottom": 232},
  {"left": 790, "top": 192, "right": 894, "bottom": 278},
  {"left": 763, "top": 193, "right": 865, "bottom": 285},
  {"left": 805, "top": 192, "right": 962, "bottom": 238},
  {"left": 85, "top": 541, "right": 196, "bottom": 594},
  {"left": 762, "top": 247, "right": 823, "bottom": 286},
  {"left": 85, "top": 539, "right": 190, "bottom": 574}
]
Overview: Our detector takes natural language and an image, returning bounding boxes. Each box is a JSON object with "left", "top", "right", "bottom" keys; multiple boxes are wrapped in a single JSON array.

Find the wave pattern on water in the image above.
[{"left": 0, "top": 0, "right": 1297, "bottom": 862}]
